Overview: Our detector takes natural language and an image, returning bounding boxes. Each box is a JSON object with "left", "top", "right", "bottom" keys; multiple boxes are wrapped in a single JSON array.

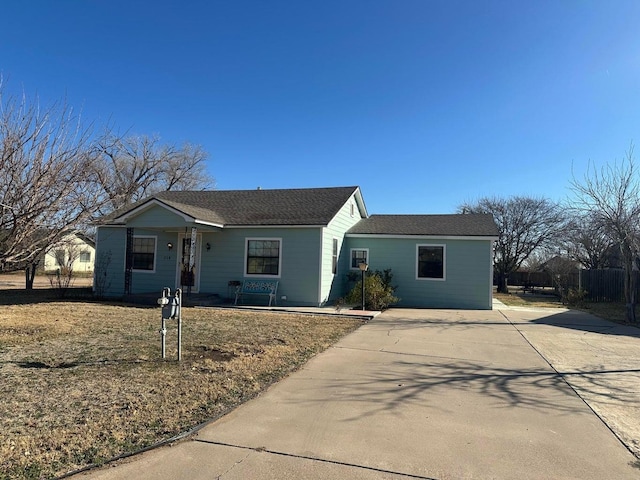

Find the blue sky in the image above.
[{"left": 2, "top": 1, "right": 640, "bottom": 214}]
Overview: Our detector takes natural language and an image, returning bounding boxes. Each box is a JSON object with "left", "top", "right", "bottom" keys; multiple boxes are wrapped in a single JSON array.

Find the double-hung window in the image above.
[
  {"left": 350, "top": 248, "right": 369, "bottom": 269},
  {"left": 246, "top": 238, "right": 281, "bottom": 276},
  {"left": 417, "top": 245, "right": 445, "bottom": 280},
  {"left": 79, "top": 251, "right": 91, "bottom": 263},
  {"left": 132, "top": 236, "right": 156, "bottom": 271}
]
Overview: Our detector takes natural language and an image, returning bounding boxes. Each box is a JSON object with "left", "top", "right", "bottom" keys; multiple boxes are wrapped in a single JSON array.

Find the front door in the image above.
[{"left": 176, "top": 232, "right": 202, "bottom": 293}]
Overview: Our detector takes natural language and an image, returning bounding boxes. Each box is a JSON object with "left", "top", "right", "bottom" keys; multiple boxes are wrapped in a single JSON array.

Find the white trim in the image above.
[
  {"left": 347, "top": 233, "right": 498, "bottom": 241},
  {"left": 318, "top": 229, "right": 325, "bottom": 305},
  {"left": 226, "top": 224, "right": 324, "bottom": 229},
  {"left": 112, "top": 199, "right": 225, "bottom": 228},
  {"left": 244, "top": 237, "right": 283, "bottom": 279},
  {"left": 331, "top": 237, "right": 339, "bottom": 275},
  {"left": 349, "top": 248, "right": 370, "bottom": 270},
  {"left": 416, "top": 244, "right": 446, "bottom": 281},
  {"left": 114, "top": 199, "right": 195, "bottom": 223},
  {"left": 194, "top": 219, "right": 225, "bottom": 228},
  {"left": 126, "top": 235, "right": 157, "bottom": 274}
]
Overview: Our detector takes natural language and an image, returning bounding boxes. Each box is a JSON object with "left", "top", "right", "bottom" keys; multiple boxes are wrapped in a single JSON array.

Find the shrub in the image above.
[
  {"left": 563, "top": 287, "right": 588, "bottom": 307},
  {"left": 345, "top": 269, "right": 400, "bottom": 310}
]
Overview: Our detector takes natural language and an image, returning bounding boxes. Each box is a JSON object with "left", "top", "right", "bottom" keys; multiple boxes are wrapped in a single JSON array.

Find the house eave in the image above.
[
  {"left": 346, "top": 234, "right": 499, "bottom": 241},
  {"left": 194, "top": 219, "right": 225, "bottom": 228},
  {"left": 224, "top": 224, "right": 325, "bottom": 229},
  {"left": 113, "top": 198, "right": 197, "bottom": 223}
]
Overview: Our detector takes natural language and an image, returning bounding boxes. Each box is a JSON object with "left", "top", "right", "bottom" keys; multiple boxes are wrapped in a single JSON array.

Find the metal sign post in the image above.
[{"left": 157, "top": 287, "right": 183, "bottom": 361}]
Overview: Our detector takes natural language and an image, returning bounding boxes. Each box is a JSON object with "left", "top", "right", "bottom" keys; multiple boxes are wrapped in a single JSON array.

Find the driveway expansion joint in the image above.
[
  {"left": 193, "top": 438, "right": 439, "bottom": 480},
  {"left": 498, "top": 308, "right": 640, "bottom": 460}
]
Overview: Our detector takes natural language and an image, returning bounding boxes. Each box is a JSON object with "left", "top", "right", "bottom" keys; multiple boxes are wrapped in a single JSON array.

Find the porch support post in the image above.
[{"left": 188, "top": 227, "right": 197, "bottom": 295}]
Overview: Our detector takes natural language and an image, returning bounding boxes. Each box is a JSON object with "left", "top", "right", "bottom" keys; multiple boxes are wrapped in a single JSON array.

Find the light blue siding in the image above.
[
  {"left": 320, "top": 194, "right": 365, "bottom": 305},
  {"left": 95, "top": 226, "right": 182, "bottom": 296},
  {"left": 126, "top": 205, "right": 198, "bottom": 229},
  {"left": 198, "top": 227, "right": 322, "bottom": 306},
  {"left": 95, "top": 227, "right": 126, "bottom": 296},
  {"left": 97, "top": 224, "right": 324, "bottom": 305},
  {"left": 345, "top": 237, "right": 493, "bottom": 309}
]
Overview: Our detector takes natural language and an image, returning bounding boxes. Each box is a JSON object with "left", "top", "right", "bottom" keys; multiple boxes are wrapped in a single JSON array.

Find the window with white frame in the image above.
[
  {"left": 332, "top": 238, "right": 338, "bottom": 274},
  {"left": 417, "top": 245, "right": 445, "bottom": 280},
  {"left": 350, "top": 248, "right": 369, "bottom": 269},
  {"left": 245, "top": 238, "right": 281, "bottom": 276},
  {"left": 132, "top": 236, "right": 156, "bottom": 271},
  {"left": 79, "top": 251, "right": 91, "bottom": 263}
]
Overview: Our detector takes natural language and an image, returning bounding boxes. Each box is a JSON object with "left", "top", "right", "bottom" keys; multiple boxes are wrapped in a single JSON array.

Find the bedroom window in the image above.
[
  {"left": 350, "top": 248, "right": 369, "bottom": 269},
  {"left": 132, "top": 236, "right": 156, "bottom": 271},
  {"left": 246, "top": 238, "right": 281, "bottom": 276},
  {"left": 417, "top": 245, "right": 445, "bottom": 280}
]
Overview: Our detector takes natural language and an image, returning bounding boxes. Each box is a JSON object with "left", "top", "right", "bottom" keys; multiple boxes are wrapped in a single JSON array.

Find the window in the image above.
[
  {"left": 79, "top": 251, "right": 91, "bottom": 263},
  {"left": 332, "top": 238, "right": 338, "bottom": 274},
  {"left": 246, "top": 238, "right": 281, "bottom": 276},
  {"left": 132, "top": 237, "right": 156, "bottom": 271},
  {"left": 417, "top": 245, "right": 445, "bottom": 280},
  {"left": 350, "top": 248, "right": 369, "bottom": 269}
]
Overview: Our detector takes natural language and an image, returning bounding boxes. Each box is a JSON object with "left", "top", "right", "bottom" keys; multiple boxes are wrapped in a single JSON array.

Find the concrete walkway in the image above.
[{"left": 77, "top": 306, "right": 640, "bottom": 479}]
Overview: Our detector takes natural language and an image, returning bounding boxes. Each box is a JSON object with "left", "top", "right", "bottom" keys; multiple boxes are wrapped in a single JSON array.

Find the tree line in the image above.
[
  {"left": 0, "top": 82, "right": 213, "bottom": 286},
  {"left": 2, "top": 83, "right": 640, "bottom": 322},
  {"left": 460, "top": 147, "right": 640, "bottom": 323}
]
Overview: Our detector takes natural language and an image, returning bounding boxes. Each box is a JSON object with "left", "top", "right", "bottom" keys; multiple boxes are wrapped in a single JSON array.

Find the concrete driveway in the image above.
[{"left": 78, "top": 305, "right": 640, "bottom": 479}]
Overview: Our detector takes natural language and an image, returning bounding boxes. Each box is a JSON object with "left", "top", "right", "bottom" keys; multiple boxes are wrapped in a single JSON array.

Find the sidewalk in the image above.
[{"left": 77, "top": 307, "right": 639, "bottom": 479}]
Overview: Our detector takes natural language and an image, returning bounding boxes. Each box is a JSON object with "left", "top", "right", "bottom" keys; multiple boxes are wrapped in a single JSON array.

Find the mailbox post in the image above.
[{"left": 157, "top": 287, "right": 183, "bottom": 361}]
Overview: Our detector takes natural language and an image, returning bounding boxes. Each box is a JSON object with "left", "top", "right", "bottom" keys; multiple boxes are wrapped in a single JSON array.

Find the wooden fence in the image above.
[
  {"left": 578, "top": 269, "right": 640, "bottom": 303},
  {"left": 501, "top": 268, "right": 640, "bottom": 303}
]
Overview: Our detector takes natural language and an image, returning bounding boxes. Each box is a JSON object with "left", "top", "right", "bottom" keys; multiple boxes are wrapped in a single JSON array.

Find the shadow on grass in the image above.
[
  {"left": 0, "top": 288, "right": 164, "bottom": 309},
  {"left": 0, "top": 287, "right": 95, "bottom": 305}
]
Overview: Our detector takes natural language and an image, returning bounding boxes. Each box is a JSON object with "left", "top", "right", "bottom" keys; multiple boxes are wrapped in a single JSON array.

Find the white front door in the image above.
[{"left": 175, "top": 232, "right": 202, "bottom": 293}]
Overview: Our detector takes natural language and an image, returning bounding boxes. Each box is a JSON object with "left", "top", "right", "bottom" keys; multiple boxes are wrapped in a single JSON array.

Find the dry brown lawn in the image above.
[{"left": 0, "top": 291, "right": 364, "bottom": 479}]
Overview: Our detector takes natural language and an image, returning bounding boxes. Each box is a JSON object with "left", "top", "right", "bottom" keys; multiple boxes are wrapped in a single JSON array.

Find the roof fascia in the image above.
[
  {"left": 353, "top": 187, "right": 368, "bottom": 218},
  {"left": 113, "top": 198, "right": 196, "bottom": 223},
  {"left": 346, "top": 234, "right": 498, "bottom": 241},
  {"left": 225, "top": 224, "right": 324, "bottom": 229},
  {"left": 194, "top": 219, "right": 225, "bottom": 228}
]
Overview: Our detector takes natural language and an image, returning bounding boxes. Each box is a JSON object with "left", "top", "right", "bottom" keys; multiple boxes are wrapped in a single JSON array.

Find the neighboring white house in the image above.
[{"left": 43, "top": 232, "right": 96, "bottom": 274}]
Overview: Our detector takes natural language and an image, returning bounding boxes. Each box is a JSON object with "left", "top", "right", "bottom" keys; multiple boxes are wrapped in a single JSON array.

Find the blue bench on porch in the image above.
[{"left": 234, "top": 280, "right": 279, "bottom": 307}]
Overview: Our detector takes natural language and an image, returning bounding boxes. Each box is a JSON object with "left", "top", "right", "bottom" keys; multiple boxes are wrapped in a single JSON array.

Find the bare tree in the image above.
[
  {"left": 46, "top": 238, "right": 80, "bottom": 296},
  {"left": 91, "top": 134, "right": 214, "bottom": 213},
  {"left": 565, "top": 213, "right": 616, "bottom": 269},
  {"left": 0, "top": 84, "right": 105, "bottom": 287},
  {"left": 459, "top": 196, "right": 566, "bottom": 293},
  {"left": 570, "top": 148, "right": 640, "bottom": 323}
]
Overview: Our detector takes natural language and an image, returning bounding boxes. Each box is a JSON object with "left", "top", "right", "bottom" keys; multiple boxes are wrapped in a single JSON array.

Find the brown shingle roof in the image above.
[
  {"left": 347, "top": 214, "right": 498, "bottom": 237},
  {"left": 107, "top": 186, "right": 362, "bottom": 226}
]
